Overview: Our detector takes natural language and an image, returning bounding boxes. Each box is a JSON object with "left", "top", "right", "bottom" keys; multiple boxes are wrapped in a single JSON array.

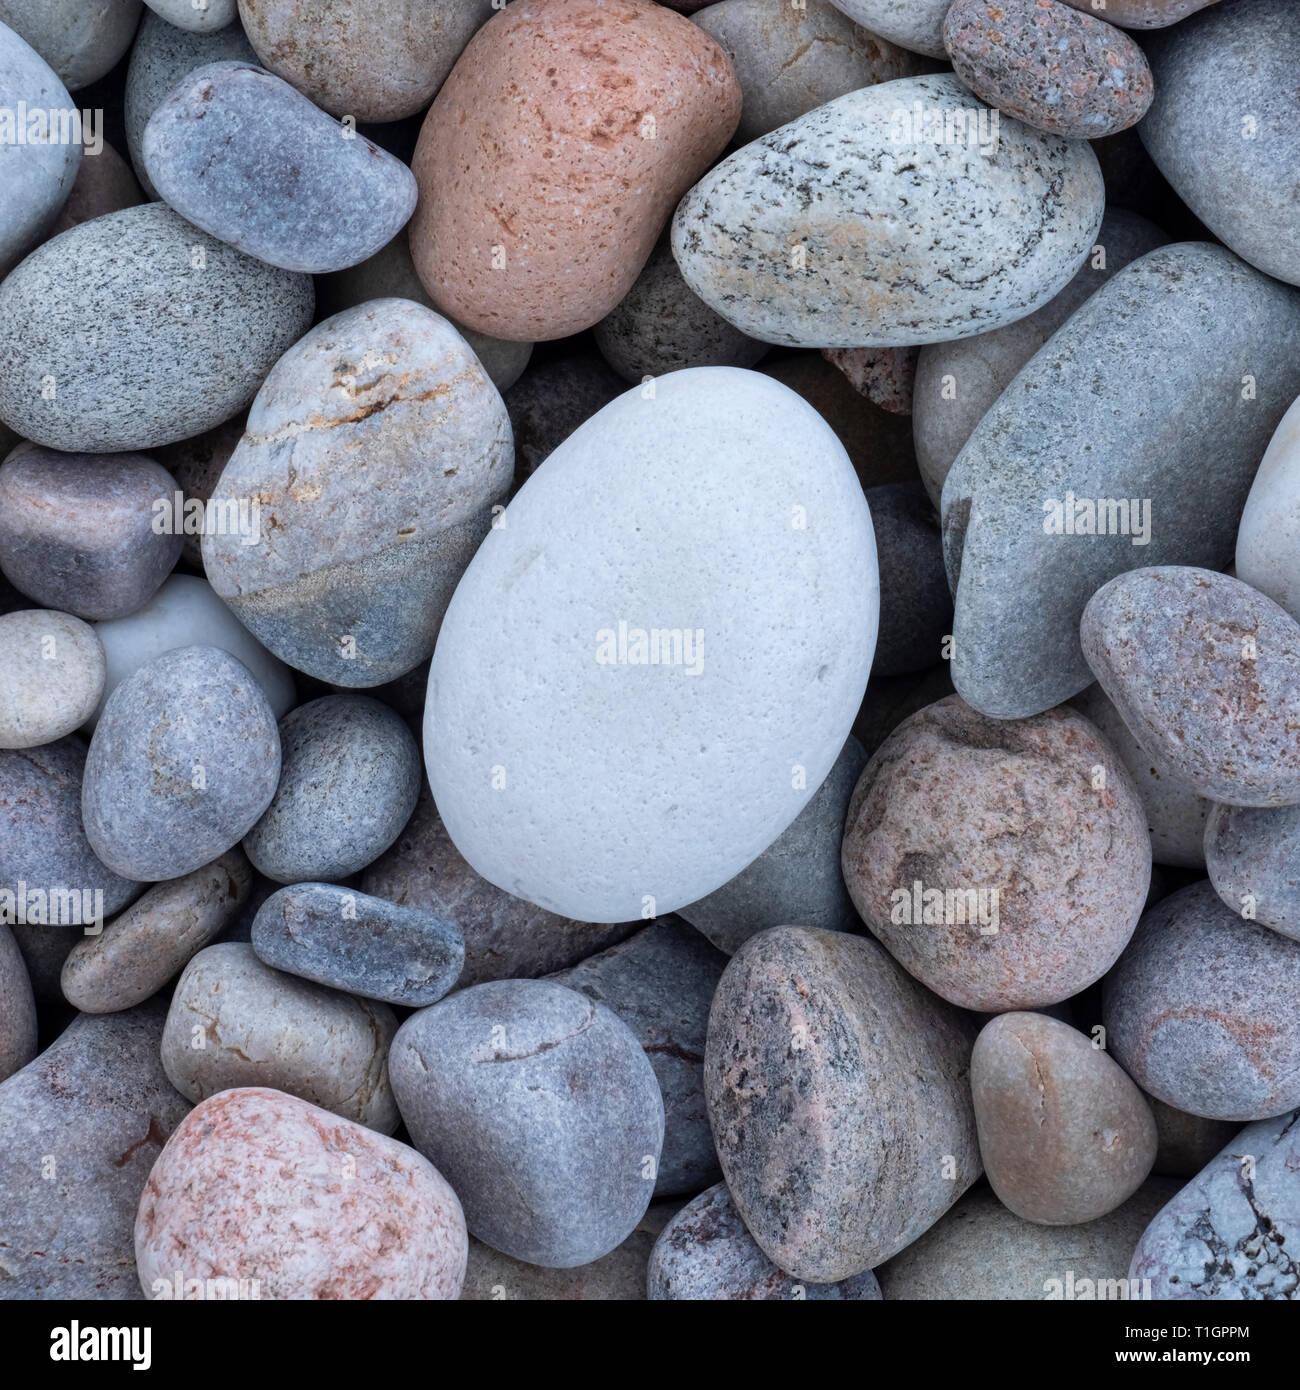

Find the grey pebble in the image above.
[
  {"left": 1205, "top": 800, "right": 1300, "bottom": 944},
  {"left": 505, "top": 352, "right": 625, "bottom": 479},
  {"left": 0, "top": 610, "right": 105, "bottom": 749},
  {"left": 0, "top": 921, "right": 36, "bottom": 1082},
  {"left": 867, "top": 481, "right": 951, "bottom": 677},
  {"left": 0, "top": 0, "right": 140, "bottom": 91}
]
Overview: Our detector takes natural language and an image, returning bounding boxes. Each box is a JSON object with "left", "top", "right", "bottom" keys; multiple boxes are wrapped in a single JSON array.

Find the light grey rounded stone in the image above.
[
  {"left": 243, "top": 695, "right": 421, "bottom": 884},
  {"left": 0, "top": 610, "right": 104, "bottom": 749},
  {"left": 83, "top": 644, "right": 281, "bottom": 882},
  {"left": 146, "top": 0, "right": 236, "bottom": 33},
  {"left": 1237, "top": 393, "right": 1300, "bottom": 623},
  {"left": 1205, "top": 801, "right": 1300, "bottom": 945},
  {"left": 162, "top": 941, "right": 399, "bottom": 1130},
  {"left": 672, "top": 74, "right": 1104, "bottom": 349},
  {"left": 424, "top": 367, "right": 877, "bottom": 923},
  {"left": 0, "top": 0, "right": 140, "bottom": 91},
  {"left": 0, "top": 203, "right": 314, "bottom": 453},
  {"left": 825, "top": 0, "right": 948, "bottom": 58},
  {"left": 679, "top": 735, "right": 867, "bottom": 954},
  {"left": 0, "top": 921, "right": 36, "bottom": 1082},
  {"left": 942, "top": 242, "right": 1300, "bottom": 720},
  {"left": 143, "top": 61, "right": 418, "bottom": 274}
]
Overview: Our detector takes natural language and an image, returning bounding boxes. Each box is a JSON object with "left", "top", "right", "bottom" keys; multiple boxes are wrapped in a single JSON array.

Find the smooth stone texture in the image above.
[
  {"left": 1206, "top": 801, "right": 1300, "bottom": 944},
  {"left": 1131, "top": 1110, "right": 1299, "bottom": 1299},
  {"left": 83, "top": 645, "right": 281, "bottom": 882},
  {"left": 203, "top": 300, "right": 512, "bottom": 687},
  {"left": 672, "top": 73, "right": 1103, "bottom": 349},
  {"left": 825, "top": 0, "right": 948, "bottom": 57},
  {"left": 1142, "top": 0, "right": 1300, "bottom": 288},
  {"left": 162, "top": 942, "right": 399, "bottom": 1130},
  {"left": 251, "top": 882, "right": 463, "bottom": 1006},
  {"left": 390, "top": 978, "right": 665, "bottom": 1268},
  {"left": 942, "top": 243, "right": 1300, "bottom": 720},
  {"left": 61, "top": 849, "right": 252, "bottom": 1014},
  {"left": 0, "top": 1001, "right": 189, "bottom": 1298},
  {"left": 0, "top": 203, "right": 314, "bottom": 453},
  {"left": 0, "top": 921, "right": 36, "bottom": 1081},
  {"left": 842, "top": 696, "right": 1150, "bottom": 1012},
  {"left": 705, "top": 926, "right": 980, "bottom": 1282},
  {"left": 679, "top": 736, "right": 867, "bottom": 955},
  {"left": 1238, "top": 393, "right": 1300, "bottom": 624},
  {"left": 144, "top": 62, "right": 417, "bottom": 274},
  {"left": 1104, "top": 881, "right": 1300, "bottom": 1122},
  {"left": 409, "top": 0, "right": 741, "bottom": 341},
  {"left": 154, "top": 415, "right": 243, "bottom": 568},
  {"left": 0, "top": 610, "right": 104, "bottom": 748},
  {"left": 0, "top": 0, "right": 141, "bottom": 90},
  {"left": 1149, "top": 1097, "right": 1240, "bottom": 1181},
  {"left": 1082, "top": 567, "right": 1300, "bottom": 808},
  {"left": 550, "top": 918, "right": 726, "bottom": 1197},
  {"left": 136, "top": 1087, "right": 467, "bottom": 1300},
  {"left": 1060, "top": 0, "right": 1220, "bottom": 22},
  {"left": 145, "top": 0, "right": 236, "bottom": 32},
  {"left": 49, "top": 140, "right": 144, "bottom": 236},
  {"left": 649, "top": 1183, "right": 883, "bottom": 1300},
  {"left": 0, "top": 447, "right": 183, "bottom": 619},
  {"left": 505, "top": 352, "right": 624, "bottom": 478},
  {"left": 972, "top": 1012, "right": 1157, "bottom": 1225},
  {"left": 867, "top": 481, "right": 951, "bottom": 677}
]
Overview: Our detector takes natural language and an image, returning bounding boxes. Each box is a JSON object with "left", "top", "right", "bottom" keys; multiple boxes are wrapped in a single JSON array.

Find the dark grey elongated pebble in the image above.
[
  {"left": 867, "top": 482, "right": 951, "bottom": 677},
  {"left": 1205, "top": 801, "right": 1300, "bottom": 944},
  {"left": 0, "top": 1000, "right": 189, "bottom": 1298},
  {"left": 550, "top": 918, "right": 725, "bottom": 1197},
  {"left": 0, "top": 204, "right": 314, "bottom": 453},
  {"left": 649, "top": 1183, "right": 882, "bottom": 1300},
  {"left": 251, "top": 882, "right": 464, "bottom": 1006},
  {"left": 679, "top": 736, "right": 867, "bottom": 955},
  {"left": 0, "top": 921, "right": 36, "bottom": 1082},
  {"left": 83, "top": 645, "right": 281, "bottom": 882},
  {"left": 243, "top": 695, "right": 420, "bottom": 884},
  {"left": 390, "top": 978, "right": 665, "bottom": 1268},
  {"left": 144, "top": 62, "right": 417, "bottom": 274},
  {"left": 1148, "top": 1097, "right": 1240, "bottom": 1181}
]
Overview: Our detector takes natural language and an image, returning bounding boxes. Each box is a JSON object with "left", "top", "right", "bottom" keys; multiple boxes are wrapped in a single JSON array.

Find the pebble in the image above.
[
  {"left": 1059, "top": 0, "right": 1219, "bottom": 22},
  {"left": 852, "top": 663, "right": 954, "bottom": 759},
  {"left": 0, "top": 922, "right": 36, "bottom": 1081},
  {"left": 202, "top": 299, "right": 512, "bottom": 687},
  {"left": 61, "top": 849, "right": 252, "bottom": 1014},
  {"left": 409, "top": 0, "right": 741, "bottom": 342},
  {"left": 550, "top": 918, "right": 726, "bottom": 1197},
  {"left": 0, "top": 610, "right": 104, "bottom": 748},
  {"left": 425, "top": 367, "right": 876, "bottom": 923},
  {"left": 822, "top": 345, "right": 918, "bottom": 416},
  {"left": 145, "top": 0, "right": 235, "bottom": 33},
  {"left": 943, "top": 242, "right": 1300, "bottom": 720},
  {"left": 824, "top": 0, "right": 949, "bottom": 58},
  {"left": 705, "top": 926, "right": 980, "bottom": 1282},
  {"left": 1148, "top": 1097, "right": 1240, "bottom": 1181},
  {"left": 83, "top": 644, "right": 281, "bottom": 882},
  {"left": 143, "top": 61, "right": 418, "bottom": 274},
  {"left": 0, "top": 447, "right": 183, "bottom": 619},
  {"left": 672, "top": 73, "right": 1103, "bottom": 349},
  {"left": 505, "top": 353, "right": 625, "bottom": 478},
  {"left": 1103, "top": 880, "right": 1300, "bottom": 1122},
  {"left": 49, "top": 139, "right": 143, "bottom": 236},
  {"left": 135, "top": 1087, "right": 467, "bottom": 1300},
  {"left": 1205, "top": 802, "right": 1300, "bottom": 945},
  {"left": 251, "top": 882, "right": 464, "bottom": 1007},
  {"left": 972, "top": 1011, "right": 1157, "bottom": 1225},
  {"left": 868, "top": 481, "right": 951, "bottom": 676},
  {"left": 0, "top": 203, "right": 315, "bottom": 453},
  {"left": 841, "top": 695, "right": 1150, "bottom": 1012},
  {"left": 154, "top": 416, "right": 244, "bottom": 568},
  {"left": 1082, "top": 566, "right": 1300, "bottom": 808},
  {"left": 390, "top": 978, "right": 665, "bottom": 1268},
  {"left": 679, "top": 736, "right": 867, "bottom": 955},
  {"left": 162, "top": 942, "right": 399, "bottom": 1130},
  {"left": 649, "top": 1183, "right": 883, "bottom": 1300},
  {"left": 0, "top": 0, "right": 139, "bottom": 91},
  {"left": 1237, "top": 392, "right": 1300, "bottom": 623}
]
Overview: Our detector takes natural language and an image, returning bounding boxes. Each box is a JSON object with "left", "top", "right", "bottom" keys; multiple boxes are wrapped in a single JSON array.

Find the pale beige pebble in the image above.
[
  {"left": 972, "top": 1012, "right": 1157, "bottom": 1225},
  {"left": 160, "top": 941, "right": 399, "bottom": 1131},
  {"left": 48, "top": 139, "right": 143, "bottom": 236},
  {"left": 0, "top": 610, "right": 105, "bottom": 748},
  {"left": 409, "top": 0, "right": 741, "bottom": 342},
  {"left": 0, "top": 921, "right": 37, "bottom": 1082},
  {"left": 62, "top": 849, "right": 253, "bottom": 1014},
  {"left": 135, "top": 1086, "right": 467, "bottom": 1300}
]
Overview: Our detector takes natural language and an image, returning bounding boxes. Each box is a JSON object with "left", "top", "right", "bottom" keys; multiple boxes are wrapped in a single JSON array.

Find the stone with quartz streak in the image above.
[
  {"left": 135, "top": 1087, "right": 467, "bottom": 1300},
  {"left": 0, "top": 611, "right": 104, "bottom": 749},
  {"left": 825, "top": 0, "right": 949, "bottom": 58}
]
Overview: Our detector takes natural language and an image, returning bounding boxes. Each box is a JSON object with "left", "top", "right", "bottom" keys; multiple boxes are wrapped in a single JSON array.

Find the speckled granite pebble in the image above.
[
  {"left": 825, "top": 0, "right": 948, "bottom": 58},
  {"left": 0, "top": 922, "right": 36, "bottom": 1082},
  {"left": 1205, "top": 801, "right": 1300, "bottom": 944},
  {"left": 49, "top": 139, "right": 143, "bottom": 236},
  {"left": 0, "top": 610, "right": 104, "bottom": 749},
  {"left": 0, "top": 0, "right": 140, "bottom": 90}
]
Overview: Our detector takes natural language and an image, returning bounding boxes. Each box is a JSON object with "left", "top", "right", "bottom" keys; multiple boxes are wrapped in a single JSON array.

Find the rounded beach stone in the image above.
[
  {"left": 49, "top": 139, "right": 143, "bottom": 236},
  {"left": 145, "top": 0, "right": 236, "bottom": 32},
  {"left": 868, "top": 481, "right": 951, "bottom": 677},
  {"left": 425, "top": 367, "right": 877, "bottom": 923},
  {"left": 390, "top": 977, "right": 665, "bottom": 1267},
  {"left": 550, "top": 918, "right": 726, "bottom": 1197},
  {"left": 1058, "top": 0, "right": 1220, "bottom": 22},
  {"left": 243, "top": 695, "right": 420, "bottom": 884},
  {"left": 0, "top": 921, "right": 36, "bottom": 1081},
  {"left": 705, "top": 926, "right": 981, "bottom": 1282},
  {"left": 0, "top": 203, "right": 314, "bottom": 453},
  {"left": 649, "top": 1183, "right": 883, "bottom": 1300},
  {"left": 944, "top": 0, "right": 1153, "bottom": 139},
  {"left": 0, "top": 0, "right": 140, "bottom": 91},
  {"left": 505, "top": 352, "right": 624, "bottom": 477},
  {"left": 61, "top": 849, "right": 252, "bottom": 1014},
  {"left": 1104, "top": 880, "right": 1300, "bottom": 1122},
  {"left": 0, "top": 1000, "right": 189, "bottom": 1298},
  {"left": 1205, "top": 801, "right": 1300, "bottom": 944},
  {"left": 154, "top": 416, "right": 244, "bottom": 568},
  {"left": 0, "top": 610, "right": 104, "bottom": 748},
  {"left": 144, "top": 62, "right": 417, "bottom": 274},
  {"left": 824, "top": 0, "right": 948, "bottom": 57},
  {"left": 202, "top": 300, "right": 512, "bottom": 687},
  {"left": 83, "top": 644, "right": 281, "bottom": 882},
  {"left": 1238, "top": 392, "right": 1300, "bottom": 623},
  {"left": 136, "top": 1086, "right": 466, "bottom": 1300},
  {"left": 972, "top": 1012, "right": 1157, "bottom": 1226},
  {"left": 673, "top": 73, "right": 1103, "bottom": 349},
  {"left": 162, "top": 942, "right": 399, "bottom": 1130},
  {"left": 238, "top": 0, "right": 493, "bottom": 121},
  {"left": 842, "top": 695, "right": 1150, "bottom": 1012},
  {"left": 679, "top": 736, "right": 867, "bottom": 955},
  {"left": 409, "top": 0, "right": 741, "bottom": 342},
  {"left": 251, "top": 882, "right": 463, "bottom": 1006},
  {"left": 1148, "top": 1097, "right": 1240, "bottom": 1180},
  {"left": 1082, "top": 566, "right": 1300, "bottom": 807},
  {"left": 0, "top": 447, "right": 183, "bottom": 619}
]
